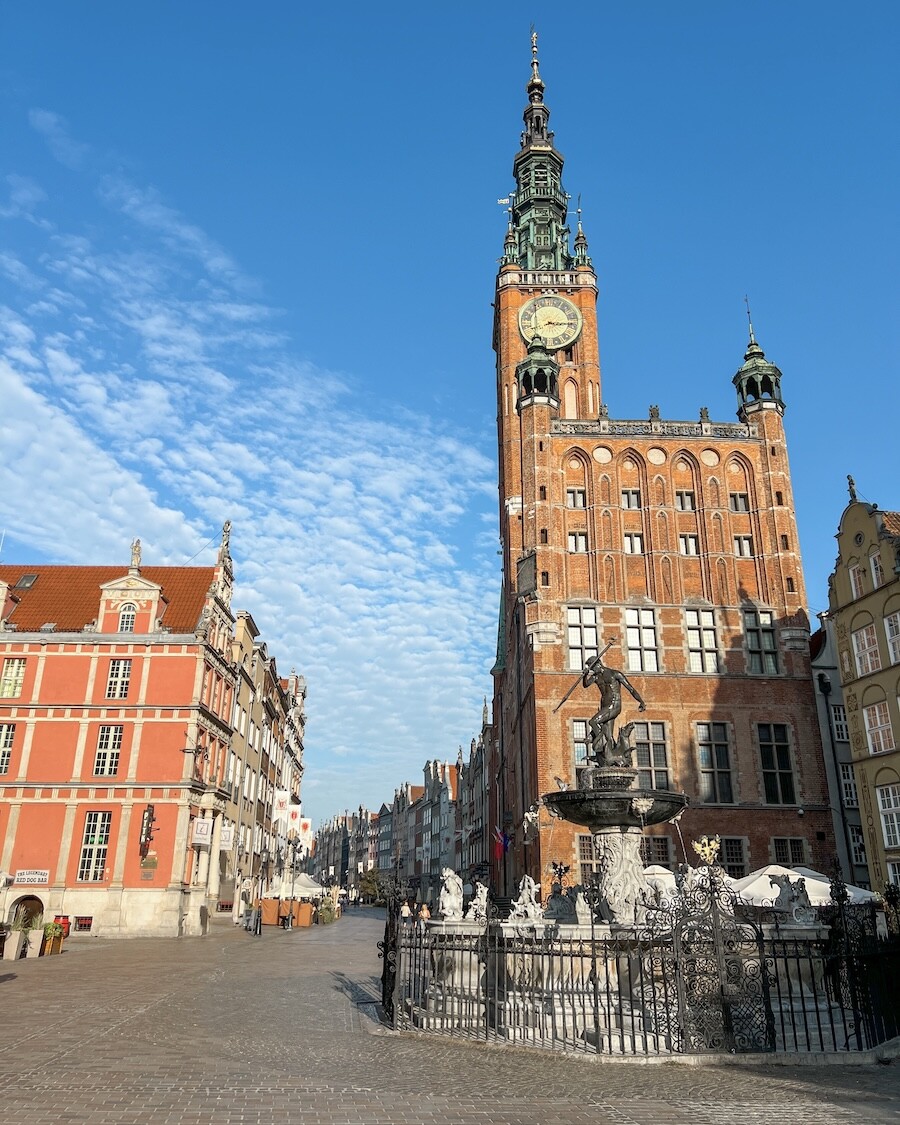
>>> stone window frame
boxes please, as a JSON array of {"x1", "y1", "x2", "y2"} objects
[
  {"x1": 93, "y1": 725, "x2": 124, "y2": 777},
  {"x1": 679, "y1": 533, "x2": 700, "y2": 556},
  {"x1": 571, "y1": 718, "x2": 591, "y2": 786},
  {"x1": 685, "y1": 608, "x2": 719, "y2": 673},
  {"x1": 105, "y1": 658, "x2": 132, "y2": 700},
  {"x1": 884, "y1": 610, "x2": 900, "y2": 666},
  {"x1": 772, "y1": 836, "x2": 806, "y2": 865},
  {"x1": 744, "y1": 608, "x2": 779, "y2": 675},
  {"x1": 118, "y1": 603, "x2": 137, "y2": 633},
  {"x1": 0, "y1": 722, "x2": 14, "y2": 774},
  {"x1": 871, "y1": 551, "x2": 885, "y2": 589},
  {"x1": 566, "y1": 604, "x2": 599, "y2": 671},
  {"x1": 729, "y1": 492, "x2": 750, "y2": 513},
  {"x1": 697, "y1": 721, "x2": 734, "y2": 804},
  {"x1": 77, "y1": 811, "x2": 112, "y2": 882},
  {"x1": 877, "y1": 784, "x2": 900, "y2": 850},
  {"x1": 721, "y1": 836, "x2": 748, "y2": 879},
  {"x1": 639, "y1": 835, "x2": 673, "y2": 868},
  {"x1": 849, "y1": 564, "x2": 865, "y2": 600},
  {"x1": 832, "y1": 704, "x2": 849, "y2": 741},
  {"x1": 840, "y1": 762, "x2": 858, "y2": 807},
  {"x1": 849, "y1": 824, "x2": 867, "y2": 867},
  {"x1": 633, "y1": 721, "x2": 669, "y2": 790},
  {"x1": 757, "y1": 722, "x2": 797, "y2": 805},
  {"x1": 734, "y1": 534, "x2": 754, "y2": 558},
  {"x1": 852, "y1": 623, "x2": 882, "y2": 677},
  {"x1": 675, "y1": 490, "x2": 695, "y2": 511},
  {"x1": 566, "y1": 487, "x2": 586, "y2": 509},
  {"x1": 863, "y1": 698, "x2": 895, "y2": 755},
  {"x1": 621, "y1": 488, "x2": 641, "y2": 510},
  {"x1": 0, "y1": 657, "x2": 26, "y2": 698},
  {"x1": 567, "y1": 531, "x2": 588, "y2": 553},
  {"x1": 624, "y1": 532, "x2": 644, "y2": 555},
  {"x1": 625, "y1": 607, "x2": 659, "y2": 672}
]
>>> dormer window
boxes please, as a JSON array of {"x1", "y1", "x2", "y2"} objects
[{"x1": 118, "y1": 604, "x2": 137, "y2": 633}]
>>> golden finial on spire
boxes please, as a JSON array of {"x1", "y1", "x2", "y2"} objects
[
  {"x1": 530, "y1": 26, "x2": 540, "y2": 80},
  {"x1": 744, "y1": 294, "x2": 756, "y2": 345}
]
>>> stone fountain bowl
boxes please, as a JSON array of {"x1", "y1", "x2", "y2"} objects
[{"x1": 542, "y1": 787, "x2": 688, "y2": 831}]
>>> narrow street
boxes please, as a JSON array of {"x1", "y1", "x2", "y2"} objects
[{"x1": 1, "y1": 910, "x2": 898, "y2": 1124}]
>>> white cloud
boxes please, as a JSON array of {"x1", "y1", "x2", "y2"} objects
[{"x1": 28, "y1": 110, "x2": 89, "y2": 171}]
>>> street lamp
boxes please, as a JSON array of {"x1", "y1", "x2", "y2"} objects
[{"x1": 254, "y1": 848, "x2": 269, "y2": 937}]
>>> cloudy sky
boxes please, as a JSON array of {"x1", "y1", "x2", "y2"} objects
[{"x1": 1, "y1": 4, "x2": 897, "y2": 823}]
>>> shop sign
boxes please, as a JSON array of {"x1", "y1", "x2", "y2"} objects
[{"x1": 14, "y1": 869, "x2": 49, "y2": 885}]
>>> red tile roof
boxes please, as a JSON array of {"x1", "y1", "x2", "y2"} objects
[
  {"x1": 882, "y1": 511, "x2": 900, "y2": 538},
  {"x1": 0, "y1": 565, "x2": 214, "y2": 635}
]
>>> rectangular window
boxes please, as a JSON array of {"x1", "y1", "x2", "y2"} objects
[
  {"x1": 745, "y1": 609, "x2": 778, "y2": 674},
  {"x1": 640, "y1": 835, "x2": 673, "y2": 868},
  {"x1": 871, "y1": 552, "x2": 885, "y2": 589},
  {"x1": 878, "y1": 784, "x2": 900, "y2": 850},
  {"x1": 621, "y1": 489, "x2": 641, "y2": 510},
  {"x1": 885, "y1": 612, "x2": 900, "y2": 666},
  {"x1": 849, "y1": 565, "x2": 864, "y2": 599},
  {"x1": 729, "y1": 492, "x2": 750, "y2": 513},
  {"x1": 780, "y1": 535, "x2": 790, "y2": 550},
  {"x1": 93, "y1": 725, "x2": 123, "y2": 776},
  {"x1": 568, "y1": 531, "x2": 588, "y2": 553},
  {"x1": 633, "y1": 722, "x2": 669, "y2": 790},
  {"x1": 625, "y1": 607, "x2": 658, "y2": 672},
  {"x1": 849, "y1": 824, "x2": 867, "y2": 867},
  {"x1": 734, "y1": 535, "x2": 754, "y2": 557},
  {"x1": 566, "y1": 488, "x2": 586, "y2": 509},
  {"x1": 685, "y1": 609, "x2": 719, "y2": 673},
  {"x1": 888, "y1": 862, "x2": 900, "y2": 888},
  {"x1": 721, "y1": 837, "x2": 748, "y2": 879},
  {"x1": 852, "y1": 624, "x2": 882, "y2": 676},
  {"x1": 105, "y1": 659, "x2": 132, "y2": 699},
  {"x1": 624, "y1": 533, "x2": 644, "y2": 555},
  {"x1": 840, "y1": 762, "x2": 858, "y2": 807},
  {"x1": 773, "y1": 837, "x2": 806, "y2": 865},
  {"x1": 567, "y1": 606, "x2": 598, "y2": 671},
  {"x1": 675, "y1": 490, "x2": 695, "y2": 512},
  {"x1": 578, "y1": 834, "x2": 602, "y2": 883},
  {"x1": 697, "y1": 722, "x2": 733, "y2": 803},
  {"x1": 679, "y1": 534, "x2": 699, "y2": 556},
  {"x1": 572, "y1": 719, "x2": 591, "y2": 786},
  {"x1": 0, "y1": 658, "x2": 26, "y2": 698},
  {"x1": 0, "y1": 722, "x2": 14, "y2": 774},
  {"x1": 77, "y1": 811, "x2": 112, "y2": 882},
  {"x1": 758, "y1": 723, "x2": 796, "y2": 804},
  {"x1": 864, "y1": 700, "x2": 895, "y2": 755}
]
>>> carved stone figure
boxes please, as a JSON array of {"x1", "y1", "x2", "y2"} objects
[
  {"x1": 543, "y1": 881, "x2": 576, "y2": 923},
  {"x1": 770, "y1": 874, "x2": 794, "y2": 913},
  {"x1": 130, "y1": 538, "x2": 142, "y2": 569},
  {"x1": 593, "y1": 831, "x2": 651, "y2": 924},
  {"x1": 523, "y1": 801, "x2": 541, "y2": 844},
  {"x1": 464, "y1": 881, "x2": 489, "y2": 923},
  {"x1": 437, "y1": 868, "x2": 464, "y2": 921},
  {"x1": 509, "y1": 874, "x2": 543, "y2": 921}
]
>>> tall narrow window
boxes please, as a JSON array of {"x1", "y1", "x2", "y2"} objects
[
  {"x1": 840, "y1": 763, "x2": 858, "y2": 807},
  {"x1": 578, "y1": 835, "x2": 602, "y2": 883},
  {"x1": 871, "y1": 552, "x2": 885, "y2": 589},
  {"x1": 77, "y1": 811, "x2": 112, "y2": 882},
  {"x1": 0, "y1": 723, "x2": 14, "y2": 774},
  {"x1": 773, "y1": 837, "x2": 805, "y2": 865},
  {"x1": 852, "y1": 624, "x2": 881, "y2": 676},
  {"x1": 734, "y1": 535, "x2": 754, "y2": 557},
  {"x1": 758, "y1": 723, "x2": 796, "y2": 804},
  {"x1": 0, "y1": 658, "x2": 26, "y2": 698},
  {"x1": 567, "y1": 606, "x2": 598, "y2": 670},
  {"x1": 105, "y1": 659, "x2": 132, "y2": 699},
  {"x1": 849, "y1": 824, "x2": 867, "y2": 867},
  {"x1": 568, "y1": 531, "x2": 588, "y2": 553},
  {"x1": 745, "y1": 609, "x2": 778, "y2": 674},
  {"x1": 633, "y1": 722, "x2": 669, "y2": 789},
  {"x1": 566, "y1": 488, "x2": 586, "y2": 509},
  {"x1": 729, "y1": 492, "x2": 750, "y2": 513},
  {"x1": 877, "y1": 784, "x2": 900, "y2": 849},
  {"x1": 624, "y1": 533, "x2": 644, "y2": 555},
  {"x1": 572, "y1": 719, "x2": 591, "y2": 786},
  {"x1": 849, "y1": 565, "x2": 864, "y2": 599},
  {"x1": 864, "y1": 700, "x2": 895, "y2": 755},
  {"x1": 885, "y1": 611, "x2": 900, "y2": 665},
  {"x1": 621, "y1": 489, "x2": 641, "y2": 509},
  {"x1": 679, "y1": 534, "x2": 699, "y2": 556},
  {"x1": 625, "y1": 607, "x2": 658, "y2": 672},
  {"x1": 697, "y1": 722, "x2": 733, "y2": 803},
  {"x1": 640, "y1": 835, "x2": 673, "y2": 868},
  {"x1": 780, "y1": 535, "x2": 790, "y2": 550},
  {"x1": 93, "y1": 725, "x2": 123, "y2": 776},
  {"x1": 118, "y1": 603, "x2": 137, "y2": 632},
  {"x1": 685, "y1": 609, "x2": 719, "y2": 672},
  {"x1": 721, "y1": 837, "x2": 748, "y2": 879},
  {"x1": 832, "y1": 704, "x2": 849, "y2": 741},
  {"x1": 675, "y1": 490, "x2": 695, "y2": 511}
]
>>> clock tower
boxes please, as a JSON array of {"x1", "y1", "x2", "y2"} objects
[{"x1": 490, "y1": 38, "x2": 832, "y2": 898}]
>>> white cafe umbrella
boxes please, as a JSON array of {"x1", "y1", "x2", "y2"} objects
[
  {"x1": 789, "y1": 866, "x2": 878, "y2": 905},
  {"x1": 731, "y1": 864, "x2": 877, "y2": 907}
]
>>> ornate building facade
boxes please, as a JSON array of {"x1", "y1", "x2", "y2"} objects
[{"x1": 490, "y1": 41, "x2": 831, "y2": 896}]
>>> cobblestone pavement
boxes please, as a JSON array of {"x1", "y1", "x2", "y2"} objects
[{"x1": 1, "y1": 910, "x2": 899, "y2": 1124}]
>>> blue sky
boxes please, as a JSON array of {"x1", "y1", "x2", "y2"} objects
[{"x1": 1, "y1": 4, "x2": 897, "y2": 824}]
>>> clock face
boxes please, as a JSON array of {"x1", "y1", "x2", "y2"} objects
[{"x1": 518, "y1": 295, "x2": 583, "y2": 350}]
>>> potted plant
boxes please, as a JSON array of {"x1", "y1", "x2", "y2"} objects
[
  {"x1": 24, "y1": 913, "x2": 44, "y2": 957},
  {"x1": 42, "y1": 921, "x2": 64, "y2": 955},
  {"x1": 0, "y1": 920, "x2": 25, "y2": 962}
]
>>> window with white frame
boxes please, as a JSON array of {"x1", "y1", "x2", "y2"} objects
[
  {"x1": 849, "y1": 824, "x2": 867, "y2": 867},
  {"x1": 621, "y1": 489, "x2": 641, "y2": 510},
  {"x1": 849, "y1": 565, "x2": 865, "y2": 599},
  {"x1": 832, "y1": 704, "x2": 849, "y2": 741},
  {"x1": 852, "y1": 624, "x2": 881, "y2": 676},
  {"x1": 877, "y1": 784, "x2": 900, "y2": 849},
  {"x1": 721, "y1": 837, "x2": 748, "y2": 878},
  {"x1": 77, "y1": 811, "x2": 112, "y2": 882},
  {"x1": 0, "y1": 658, "x2": 26, "y2": 698},
  {"x1": 679, "y1": 534, "x2": 699, "y2": 556},
  {"x1": 697, "y1": 722, "x2": 734, "y2": 803},
  {"x1": 568, "y1": 531, "x2": 588, "y2": 553},
  {"x1": 566, "y1": 488, "x2": 586, "y2": 509},
  {"x1": 734, "y1": 535, "x2": 754, "y2": 558},
  {"x1": 624, "y1": 533, "x2": 644, "y2": 554},
  {"x1": 640, "y1": 835, "x2": 673, "y2": 868},
  {"x1": 0, "y1": 723, "x2": 14, "y2": 773},
  {"x1": 566, "y1": 606, "x2": 599, "y2": 670},
  {"x1": 93, "y1": 725, "x2": 123, "y2": 776},
  {"x1": 758, "y1": 723, "x2": 796, "y2": 804},
  {"x1": 105, "y1": 659, "x2": 132, "y2": 699},
  {"x1": 729, "y1": 492, "x2": 750, "y2": 513},
  {"x1": 118, "y1": 603, "x2": 137, "y2": 632},
  {"x1": 840, "y1": 762, "x2": 858, "y2": 807},
  {"x1": 625, "y1": 607, "x2": 658, "y2": 672},
  {"x1": 675, "y1": 490, "x2": 695, "y2": 511},
  {"x1": 633, "y1": 722, "x2": 669, "y2": 789},
  {"x1": 773, "y1": 837, "x2": 805, "y2": 866},
  {"x1": 745, "y1": 609, "x2": 778, "y2": 674},
  {"x1": 888, "y1": 862, "x2": 900, "y2": 888},
  {"x1": 871, "y1": 552, "x2": 885, "y2": 589},
  {"x1": 864, "y1": 700, "x2": 895, "y2": 755},
  {"x1": 572, "y1": 719, "x2": 591, "y2": 786},
  {"x1": 885, "y1": 611, "x2": 900, "y2": 665},
  {"x1": 685, "y1": 609, "x2": 719, "y2": 672}
]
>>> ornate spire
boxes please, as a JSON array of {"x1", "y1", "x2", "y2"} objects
[
  {"x1": 573, "y1": 199, "x2": 592, "y2": 268},
  {"x1": 732, "y1": 312, "x2": 785, "y2": 419}
]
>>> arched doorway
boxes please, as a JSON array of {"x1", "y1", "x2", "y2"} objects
[{"x1": 7, "y1": 894, "x2": 44, "y2": 926}]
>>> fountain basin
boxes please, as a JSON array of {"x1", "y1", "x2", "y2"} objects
[{"x1": 542, "y1": 787, "x2": 688, "y2": 831}]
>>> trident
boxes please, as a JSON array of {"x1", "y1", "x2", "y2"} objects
[{"x1": 552, "y1": 637, "x2": 618, "y2": 713}]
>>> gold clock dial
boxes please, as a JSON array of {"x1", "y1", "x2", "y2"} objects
[{"x1": 518, "y1": 295, "x2": 583, "y2": 350}]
